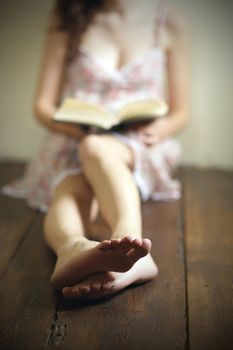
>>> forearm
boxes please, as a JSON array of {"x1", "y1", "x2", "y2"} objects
[
  {"x1": 166, "y1": 111, "x2": 190, "y2": 138},
  {"x1": 34, "y1": 103, "x2": 86, "y2": 140}
]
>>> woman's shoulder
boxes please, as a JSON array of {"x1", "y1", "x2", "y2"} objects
[
  {"x1": 160, "y1": 5, "x2": 189, "y2": 51},
  {"x1": 167, "y1": 6, "x2": 188, "y2": 35}
]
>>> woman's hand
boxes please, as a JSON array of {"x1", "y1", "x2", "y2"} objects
[
  {"x1": 34, "y1": 102, "x2": 88, "y2": 141},
  {"x1": 53, "y1": 121, "x2": 88, "y2": 140},
  {"x1": 129, "y1": 118, "x2": 172, "y2": 147},
  {"x1": 128, "y1": 112, "x2": 189, "y2": 147}
]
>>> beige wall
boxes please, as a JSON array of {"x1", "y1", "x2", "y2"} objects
[
  {"x1": 0, "y1": 0, "x2": 233, "y2": 169},
  {"x1": 177, "y1": 0, "x2": 233, "y2": 168}
]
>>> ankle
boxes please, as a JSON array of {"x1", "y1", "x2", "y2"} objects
[{"x1": 56, "y1": 237, "x2": 89, "y2": 257}]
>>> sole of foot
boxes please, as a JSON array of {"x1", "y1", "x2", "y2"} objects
[
  {"x1": 51, "y1": 236, "x2": 151, "y2": 290},
  {"x1": 62, "y1": 254, "x2": 158, "y2": 300}
]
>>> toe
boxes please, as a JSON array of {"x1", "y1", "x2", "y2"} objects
[
  {"x1": 99, "y1": 240, "x2": 112, "y2": 250},
  {"x1": 119, "y1": 236, "x2": 134, "y2": 249},
  {"x1": 121, "y1": 236, "x2": 133, "y2": 242},
  {"x1": 62, "y1": 286, "x2": 81, "y2": 298},
  {"x1": 127, "y1": 239, "x2": 151, "y2": 260},
  {"x1": 101, "y1": 281, "x2": 114, "y2": 291},
  {"x1": 79, "y1": 285, "x2": 91, "y2": 294},
  {"x1": 141, "y1": 238, "x2": 152, "y2": 253},
  {"x1": 131, "y1": 238, "x2": 143, "y2": 249},
  {"x1": 71, "y1": 287, "x2": 81, "y2": 297},
  {"x1": 62, "y1": 286, "x2": 73, "y2": 298},
  {"x1": 110, "y1": 239, "x2": 121, "y2": 248},
  {"x1": 90, "y1": 281, "x2": 102, "y2": 292}
]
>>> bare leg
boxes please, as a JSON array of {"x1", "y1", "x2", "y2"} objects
[
  {"x1": 62, "y1": 135, "x2": 158, "y2": 298},
  {"x1": 79, "y1": 134, "x2": 142, "y2": 239},
  {"x1": 44, "y1": 173, "x2": 98, "y2": 280},
  {"x1": 46, "y1": 172, "x2": 152, "y2": 290},
  {"x1": 44, "y1": 173, "x2": 94, "y2": 254}
]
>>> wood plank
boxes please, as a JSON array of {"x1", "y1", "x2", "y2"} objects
[
  {"x1": 0, "y1": 213, "x2": 58, "y2": 350},
  {"x1": 183, "y1": 167, "x2": 233, "y2": 350},
  {"x1": 46, "y1": 200, "x2": 187, "y2": 350},
  {"x1": 0, "y1": 161, "x2": 37, "y2": 278}
]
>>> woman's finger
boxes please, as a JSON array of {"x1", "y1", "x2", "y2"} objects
[{"x1": 139, "y1": 133, "x2": 160, "y2": 147}]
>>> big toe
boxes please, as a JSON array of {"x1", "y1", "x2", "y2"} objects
[
  {"x1": 127, "y1": 238, "x2": 151, "y2": 260},
  {"x1": 141, "y1": 238, "x2": 152, "y2": 254}
]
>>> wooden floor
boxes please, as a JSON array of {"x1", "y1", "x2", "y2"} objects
[{"x1": 0, "y1": 162, "x2": 232, "y2": 350}]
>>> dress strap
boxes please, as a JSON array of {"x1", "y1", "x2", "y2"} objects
[{"x1": 153, "y1": 3, "x2": 168, "y2": 47}]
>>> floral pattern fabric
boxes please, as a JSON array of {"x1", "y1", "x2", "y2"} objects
[{"x1": 2, "y1": 9, "x2": 181, "y2": 212}]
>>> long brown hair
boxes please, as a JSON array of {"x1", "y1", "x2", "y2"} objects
[{"x1": 53, "y1": 0, "x2": 117, "y2": 60}]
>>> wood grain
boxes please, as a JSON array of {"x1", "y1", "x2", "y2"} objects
[
  {"x1": 47, "y1": 200, "x2": 186, "y2": 350},
  {"x1": 0, "y1": 214, "x2": 58, "y2": 350},
  {"x1": 183, "y1": 167, "x2": 233, "y2": 350},
  {"x1": 0, "y1": 162, "x2": 37, "y2": 278},
  {"x1": 1, "y1": 162, "x2": 232, "y2": 350}
]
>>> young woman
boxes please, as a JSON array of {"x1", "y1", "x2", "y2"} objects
[{"x1": 3, "y1": 0, "x2": 190, "y2": 299}]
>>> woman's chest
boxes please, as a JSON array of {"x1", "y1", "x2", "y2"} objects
[{"x1": 79, "y1": 11, "x2": 158, "y2": 72}]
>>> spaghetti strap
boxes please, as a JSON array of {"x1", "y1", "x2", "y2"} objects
[{"x1": 153, "y1": 3, "x2": 168, "y2": 47}]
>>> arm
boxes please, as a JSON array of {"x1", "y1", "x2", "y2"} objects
[
  {"x1": 136, "y1": 9, "x2": 191, "y2": 146},
  {"x1": 33, "y1": 10, "x2": 86, "y2": 140}
]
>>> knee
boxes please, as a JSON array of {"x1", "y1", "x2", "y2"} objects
[{"x1": 79, "y1": 134, "x2": 105, "y2": 163}]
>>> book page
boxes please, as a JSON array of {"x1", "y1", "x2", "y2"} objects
[
  {"x1": 117, "y1": 99, "x2": 169, "y2": 123},
  {"x1": 53, "y1": 98, "x2": 116, "y2": 129}
]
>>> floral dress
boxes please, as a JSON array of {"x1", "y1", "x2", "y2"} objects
[{"x1": 2, "y1": 4, "x2": 181, "y2": 212}]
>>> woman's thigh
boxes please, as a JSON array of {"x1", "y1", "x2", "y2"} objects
[{"x1": 80, "y1": 133, "x2": 135, "y2": 170}]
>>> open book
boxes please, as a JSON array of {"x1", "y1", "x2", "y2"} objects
[{"x1": 53, "y1": 98, "x2": 169, "y2": 130}]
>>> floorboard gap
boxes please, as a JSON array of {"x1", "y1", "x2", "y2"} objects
[{"x1": 46, "y1": 295, "x2": 68, "y2": 347}]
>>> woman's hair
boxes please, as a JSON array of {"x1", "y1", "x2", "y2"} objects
[{"x1": 53, "y1": 0, "x2": 117, "y2": 60}]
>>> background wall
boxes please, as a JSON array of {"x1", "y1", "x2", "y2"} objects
[{"x1": 0, "y1": 0, "x2": 233, "y2": 169}]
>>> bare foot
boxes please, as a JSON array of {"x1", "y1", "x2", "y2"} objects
[
  {"x1": 62, "y1": 254, "x2": 158, "y2": 300},
  {"x1": 51, "y1": 236, "x2": 151, "y2": 290}
]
